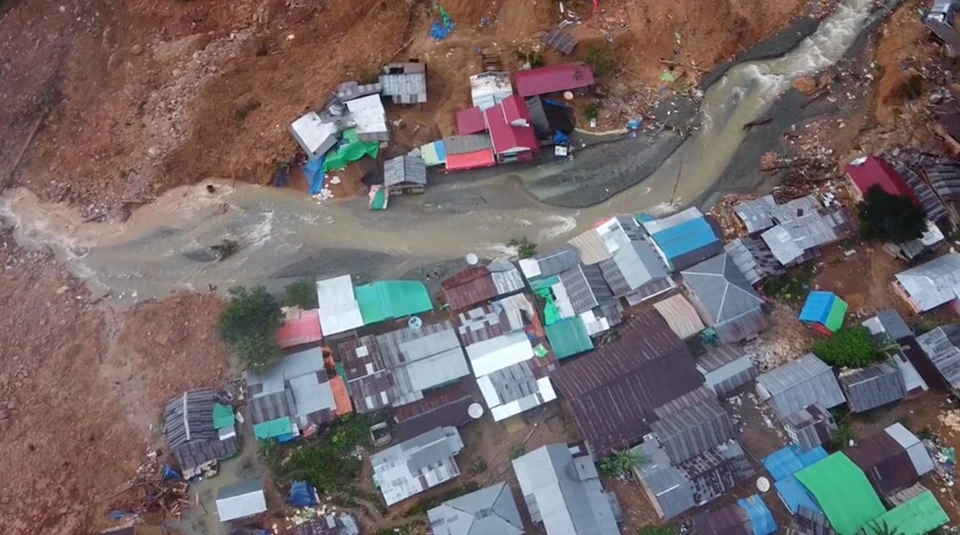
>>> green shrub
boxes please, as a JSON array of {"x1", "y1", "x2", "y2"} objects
[
  {"x1": 219, "y1": 285, "x2": 283, "y2": 371},
  {"x1": 508, "y1": 237, "x2": 537, "y2": 259},
  {"x1": 583, "y1": 45, "x2": 615, "y2": 77},
  {"x1": 812, "y1": 326, "x2": 882, "y2": 368},
  {"x1": 600, "y1": 448, "x2": 644, "y2": 478},
  {"x1": 284, "y1": 279, "x2": 318, "y2": 309}
]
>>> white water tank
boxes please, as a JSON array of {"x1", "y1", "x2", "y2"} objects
[
  {"x1": 408, "y1": 316, "x2": 423, "y2": 330},
  {"x1": 465, "y1": 253, "x2": 479, "y2": 265},
  {"x1": 468, "y1": 403, "x2": 484, "y2": 419}
]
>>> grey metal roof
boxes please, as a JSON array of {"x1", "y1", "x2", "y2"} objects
[
  {"x1": 651, "y1": 397, "x2": 736, "y2": 464},
  {"x1": 884, "y1": 423, "x2": 935, "y2": 477},
  {"x1": 559, "y1": 264, "x2": 602, "y2": 314},
  {"x1": 925, "y1": 159, "x2": 960, "y2": 201},
  {"x1": 290, "y1": 112, "x2": 341, "y2": 159},
  {"x1": 756, "y1": 354, "x2": 845, "y2": 419},
  {"x1": 337, "y1": 81, "x2": 381, "y2": 101},
  {"x1": 724, "y1": 237, "x2": 784, "y2": 285},
  {"x1": 379, "y1": 62, "x2": 427, "y2": 104},
  {"x1": 634, "y1": 436, "x2": 695, "y2": 519},
  {"x1": 245, "y1": 346, "x2": 336, "y2": 426},
  {"x1": 216, "y1": 478, "x2": 266, "y2": 522},
  {"x1": 521, "y1": 244, "x2": 582, "y2": 279},
  {"x1": 383, "y1": 154, "x2": 427, "y2": 187},
  {"x1": 917, "y1": 325, "x2": 960, "y2": 391},
  {"x1": 427, "y1": 482, "x2": 524, "y2": 535},
  {"x1": 162, "y1": 389, "x2": 239, "y2": 472},
  {"x1": 697, "y1": 345, "x2": 749, "y2": 373},
  {"x1": 761, "y1": 207, "x2": 855, "y2": 265},
  {"x1": 733, "y1": 194, "x2": 822, "y2": 234},
  {"x1": 598, "y1": 239, "x2": 672, "y2": 299},
  {"x1": 512, "y1": 444, "x2": 620, "y2": 535},
  {"x1": 875, "y1": 309, "x2": 915, "y2": 341},
  {"x1": 443, "y1": 134, "x2": 493, "y2": 155},
  {"x1": 371, "y1": 426, "x2": 465, "y2": 506},
  {"x1": 894, "y1": 253, "x2": 960, "y2": 312},
  {"x1": 542, "y1": 29, "x2": 578, "y2": 55},
  {"x1": 696, "y1": 347, "x2": 757, "y2": 399},
  {"x1": 880, "y1": 149, "x2": 950, "y2": 222},
  {"x1": 838, "y1": 362, "x2": 905, "y2": 413},
  {"x1": 681, "y1": 252, "x2": 771, "y2": 344},
  {"x1": 783, "y1": 403, "x2": 836, "y2": 450}
]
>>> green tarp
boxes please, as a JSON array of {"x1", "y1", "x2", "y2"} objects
[
  {"x1": 546, "y1": 317, "x2": 594, "y2": 359},
  {"x1": 825, "y1": 296, "x2": 848, "y2": 333},
  {"x1": 534, "y1": 286, "x2": 562, "y2": 326},
  {"x1": 254, "y1": 417, "x2": 292, "y2": 440},
  {"x1": 528, "y1": 275, "x2": 560, "y2": 292},
  {"x1": 369, "y1": 186, "x2": 388, "y2": 210},
  {"x1": 324, "y1": 128, "x2": 379, "y2": 171},
  {"x1": 212, "y1": 403, "x2": 235, "y2": 430},
  {"x1": 355, "y1": 280, "x2": 433, "y2": 325},
  {"x1": 865, "y1": 491, "x2": 948, "y2": 535},
  {"x1": 795, "y1": 453, "x2": 886, "y2": 535}
]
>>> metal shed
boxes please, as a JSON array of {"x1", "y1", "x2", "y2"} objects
[
  {"x1": 696, "y1": 345, "x2": 757, "y2": 399},
  {"x1": 838, "y1": 362, "x2": 905, "y2": 413},
  {"x1": 383, "y1": 153, "x2": 427, "y2": 195},
  {"x1": 651, "y1": 396, "x2": 736, "y2": 464},
  {"x1": 756, "y1": 354, "x2": 845, "y2": 420},
  {"x1": 845, "y1": 430, "x2": 919, "y2": 497},
  {"x1": 884, "y1": 423, "x2": 934, "y2": 478}
]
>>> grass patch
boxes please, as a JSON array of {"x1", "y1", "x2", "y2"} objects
[{"x1": 760, "y1": 264, "x2": 816, "y2": 304}]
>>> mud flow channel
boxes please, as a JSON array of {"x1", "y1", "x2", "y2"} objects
[{"x1": 0, "y1": 0, "x2": 877, "y2": 303}]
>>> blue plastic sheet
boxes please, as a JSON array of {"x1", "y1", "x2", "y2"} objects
[
  {"x1": 738, "y1": 495, "x2": 777, "y2": 535},
  {"x1": 303, "y1": 157, "x2": 327, "y2": 195},
  {"x1": 552, "y1": 131, "x2": 570, "y2": 146},
  {"x1": 162, "y1": 464, "x2": 181, "y2": 480},
  {"x1": 430, "y1": 21, "x2": 454, "y2": 40},
  {"x1": 543, "y1": 99, "x2": 567, "y2": 108},
  {"x1": 626, "y1": 116, "x2": 643, "y2": 130},
  {"x1": 288, "y1": 481, "x2": 319, "y2": 507}
]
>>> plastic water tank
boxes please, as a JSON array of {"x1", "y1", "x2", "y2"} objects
[
  {"x1": 408, "y1": 316, "x2": 423, "y2": 330},
  {"x1": 465, "y1": 253, "x2": 479, "y2": 265},
  {"x1": 468, "y1": 403, "x2": 484, "y2": 419}
]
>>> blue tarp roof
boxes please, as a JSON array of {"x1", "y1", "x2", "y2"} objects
[
  {"x1": 288, "y1": 481, "x2": 318, "y2": 507},
  {"x1": 799, "y1": 291, "x2": 837, "y2": 325},
  {"x1": 763, "y1": 445, "x2": 829, "y2": 481},
  {"x1": 739, "y1": 495, "x2": 777, "y2": 535},
  {"x1": 776, "y1": 475, "x2": 823, "y2": 514},
  {"x1": 651, "y1": 217, "x2": 719, "y2": 260},
  {"x1": 797, "y1": 446, "x2": 829, "y2": 467}
]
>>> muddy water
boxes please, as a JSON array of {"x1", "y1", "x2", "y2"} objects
[{"x1": 0, "y1": 0, "x2": 877, "y2": 303}]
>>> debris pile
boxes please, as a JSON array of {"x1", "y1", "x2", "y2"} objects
[{"x1": 107, "y1": 457, "x2": 192, "y2": 522}]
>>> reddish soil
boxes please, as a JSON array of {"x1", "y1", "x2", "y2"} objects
[
  {"x1": 0, "y1": 0, "x2": 813, "y2": 213},
  {"x1": 0, "y1": 228, "x2": 232, "y2": 535}
]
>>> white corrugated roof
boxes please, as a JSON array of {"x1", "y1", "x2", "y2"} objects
[
  {"x1": 316, "y1": 275, "x2": 364, "y2": 336},
  {"x1": 290, "y1": 112, "x2": 339, "y2": 157},
  {"x1": 895, "y1": 253, "x2": 960, "y2": 311},
  {"x1": 466, "y1": 331, "x2": 534, "y2": 376},
  {"x1": 346, "y1": 94, "x2": 388, "y2": 137}
]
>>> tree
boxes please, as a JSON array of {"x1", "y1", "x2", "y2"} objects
[
  {"x1": 284, "y1": 280, "x2": 318, "y2": 309},
  {"x1": 508, "y1": 236, "x2": 538, "y2": 259},
  {"x1": 600, "y1": 448, "x2": 645, "y2": 478},
  {"x1": 812, "y1": 326, "x2": 882, "y2": 368},
  {"x1": 829, "y1": 422, "x2": 856, "y2": 450},
  {"x1": 583, "y1": 45, "x2": 615, "y2": 77},
  {"x1": 857, "y1": 185, "x2": 927, "y2": 243},
  {"x1": 219, "y1": 285, "x2": 283, "y2": 370}
]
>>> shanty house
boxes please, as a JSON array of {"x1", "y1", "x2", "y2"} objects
[
  {"x1": 352, "y1": 279, "x2": 433, "y2": 325},
  {"x1": 640, "y1": 208, "x2": 723, "y2": 271},
  {"x1": 470, "y1": 71, "x2": 513, "y2": 110},
  {"x1": 443, "y1": 134, "x2": 496, "y2": 172},
  {"x1": 916, "y1": 325, "x2": 960, "y2": 395},
  {"x1": 525, "y1": 95, "x2": 574, "y2": 140},
  {"x1": 782, "y1": 403, "x2": 837, "y2": 451},
  {"x1": 441, "y1": 264, "x2": 525, "y2": 311},
  {"x1": 292, "y1": 513, "x2": 361, "y2": 535},
  {"x1": 163, "y1": 389, "x2": 239, "y2": 478},
  {"x1": 650, "y1": 387, "x2": 737, "y2": 464},
  {"x1": 456, "y1": 96, "x2": 539, "y2": 163},
  {"x1": 216, "y1": 478, "x2": 267, "y2": 523},
  {"x1": 760, "y1": 206, "x2": 856, "y2": 266},
  {"x1": 290, "y1": 112, "x2": 341, "y2": 160},
  {"x1": 315, "y1": 275, "x2": 364, "y2": 338},
  {"x1": 518, "y1": 244, "x2": 581, "y2": 281},
  {"x1": 692, "y1": 503, "x2": 754, "y2": 535},
  {"x1": 652, "y1": 294, "x2": 706, "y2": 340},
  {"x1": 550, "y1": 263, "x2": 624, "y2": 335},
  {"x1": 845, "y1": 155, "x2": 918, "y2": 203},
  {"x1": 799, "y1": 291, "x2": 848, "y2": 336},
  {"x1": 512, "y1": 443, "x2": 621, "y2": 535},
  {"x1": 869, "y1": 490, "x2": 949, "y2": 535},
  {"x1": 635, "y1": 436, "x2": 753, "y2": 519},
  {"x1": 838, "y1": 362, "x2": 905, "y2": 413},
  {"x1": 542, "y1": 29, "x2": 578, "y2": 55},
  {"x1": 762, "y1": 445, "x2": 829, "y2": 514},
  {"x1": 862, "y1": 309, "x2": 930, "y2": 397},
  {"x1": 880, "y1": 148, "x2": 953, "y2": 224},
  {"x1": 277, "y1": 308, "x2": 323, "y2": 350},
  {"x1": 246, "y1": 346, "x2": 349, "y2": 439},
  {"x1": 345, "y1": 94, "x2": 389, "y2": 142},
  {"x1": 379, "y1": 62, "x2": 427, "y2": 105},
  {"x1": 681, "y1": 252, "x2": 772, "y2": 344},
  {"x1": 513, "y1": 63, "x2": 595, "y2": 97},
  {"x1": 568, "y1": 216, "x2": 675, "y2": 305},
  {"x1": 427, "y1": 482, "x2": 524, "y2": 535},
  {"x1": 550, "y1": 310, "x2": 704, "y2": 454},
  {"x1": 793, "y1": 453, "x2": 886, "y2": 535},
  {"x1": 383, "y1": 153, "x2": 427, "y2": 195},
  {"x1": 884, "y1": 423, "x2": 934, "y2": 480},
  {"x1": 735, "y1": 194, "x2": 823, "y2": 234},
  {"x1": 371, "y1": 426, "x2": 464, "y2": 505},
  {"x1": 337, "y1": 320, "x2": 471, "y2": 412},
  {"x1": 695, "y1": 345, "x2": 757, "y2": 399},
  {"x1": 724, "y1": 237, "x2": 784, "y2": 285},
  {"x1": 755, "y1": 353, "x2": 845, "y2": 420},
  {"x1": 892, "y1": 252, "x2": 960, "y2": 313},
  {"x1": 845, "y1": 427, "x2": 925, "y2": 498}
]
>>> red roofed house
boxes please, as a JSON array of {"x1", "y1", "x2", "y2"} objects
[
  {"x1": 454, "y1": 95, "x2": 539, "y2": 165},
  {"x1": 513, "y1": 63, "x2": 595, "y2": 98},
  {"x1": 456, "y1": 107, "x2": 486, "y2": 135},
  {"x1": 443, "y1": 134, "x2": 496, "y2": 172},
  {"x1": 277, "y1": 308, "x2": 323, "y2": 350},
  {"x1": 845, "y1": 155, "x2": 919, "y2": 204},
  {"x1": 441, "y1": 266, "x2": 498, "y2": 311}
]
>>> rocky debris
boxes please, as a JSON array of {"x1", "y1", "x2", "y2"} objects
[{"x1": 793, "y1": 76, "x2": 817, "y2": 94}]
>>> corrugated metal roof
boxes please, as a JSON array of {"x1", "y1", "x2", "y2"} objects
[
  {"x1": 734, "y1": 194, "x2": 823, "y2": 234},
  {"x1": 442, "y1": 267, "x2": 499, "y2": 311},
  {"x1": 653, "y1": 294, "x2": 706, "y2": 339},
  {"x1": 838, "y1": 363, "x2": 905, "y2": 413},
  {"x1": 888, "y1": 482, "x2": 930, "y2": 506},
  {"x1": 846, "y1": 430, "x2": 918, "y2": 496},
  {"x1": 793, "y1": 506, "x2": 837, "y2": 535},
  {"x1": 756, "y1": 354, "x2": 845, "y2": 419},
  {"x1": 345, "y1": 94, "x2": 389, "y2": 141},
  {"x1": 551, "y1": 311, "x2": 703, "y2": 453},
  {"x1": 443, "y1": 134, "x2": 493, "y2": 155},
  {"x1": 651, "y1": 396, "x2": 736, "y2": 464},
  {"x1": 697, "y1": 346, "x2": 755, "y2": 399},
  {"x1": 777, "y1": 475, "x2": 823, "y2": 515},
  {"x1": 681, "y1": 252, "x2": 771, "y2": 344},
  {"x1": 568, "y1": 227, "x2": 612, "y2": 265},
  {"x1": 894, "y1": 253, "x2": 960, "y2": 312},
  {"x1": 512, "y1": 444, "x2": 620, "y2": 534},
  {"x1": 916, "y1": 325, "x2": 960, "y2": 391},
  {"x1": 693, "y1": 502, "x2": 752, "y2": 535},
  {"x1": 354, "y1": 280, "x2": 434, "y2": 325},
  {"x1": 542, "y1": 29, "x2": 578, "y2": 55},
  {"x1": 427, "y1": 482, "x2": 524, "y2": 535},
  {"x1": 379, "y1": 63, "x2": 427, "y2": 104},
  {"x1": 680, "y1": 439, "x2": 754, "y2": 508},
  {"x1": 761, "y1": 207, "x2": 855, "y2": 265},
  {"x1": 470, "y1": 72, "x2": 513, "y2": 110},
  {"x1": 783, "y1": 403, "x2": 836, "y2": 451},
  {"x1": 371, "y1": 426, "x2": 464, "y2": 506},
  {"x1": 884, "y1": 423, "x2": 935, "y2": 477},
  {"x1": 874, "y1": 309, "x2": 914, "y2": 341},
  {"x1": 724, "y1": 237, "x2": 784, "y2": 285},
  {"x1": 316, "y1": 275, "x2": 364, "y2": 336},
  {"x1": 698, "y1": 345, "x2": 749, "y2": 372},
  {"x1": 513, "y1": 63, "x2": 595, "y2": 97},
  {"x1": 879, "y1": 149, "x2": 950, "y2": 223},
  {"x1": 216, "y1": 478, "x2": 267, "y2": 522},
  {"x1": 794, "y1": 453, "x2": 886, "y2": 535},
  {"x1": 925, "y1": 157, "x2": 960, "y2": 201},
  {"x1": 277, "y1": 308, "x2": 323, "y2": 349},
  {"x1": 383, "y1": 154, "x2": 427, "y2": 187},
  {"x1": 466, "y1": 330, "x2": 534, "y2": 376},
  {"x1": 845, "y1": 155, "x2": 918, "y2": 200},
  {"x1": 545, "y1": 316, "x2": 594, "y2": 359},
  {"x1": 868, "y1": 491, "x2": 949, "y2": 535},
  {"x1": 650, "y1": 217, "x2": 722, "y2": 267},
  {"x1": 519, "y1": 245, "x2": 580, "y2": 279},
  {"x1": 634, "y1": 436, "x2": 696, "y2": 519},
  {"x1": 163, "y1": 389, "x2": 240, "y2": 472}
]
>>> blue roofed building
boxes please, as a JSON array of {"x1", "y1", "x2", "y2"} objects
[
  {"x1": 762, "y1": 444, "x2": 829, "y2": 514},
  {"x1": 739, "y1": 495, "x2": 777, "y2": 535},
  {"x1": 641, "y1": 208, "x2": 724, "y2": 272}
]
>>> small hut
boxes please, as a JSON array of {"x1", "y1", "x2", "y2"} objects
[{"x1": 799, "y1": 291, "x2": 848, "y2": 336}]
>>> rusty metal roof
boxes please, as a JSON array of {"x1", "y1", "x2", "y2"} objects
[
  {"x1": 845, "y1": 430, "x2": 918, "y2": 496},
  {"x1": 442, "y1": 267, "x2": 499, "y2": 311},
  {"x1": 551, "y1": 310, "x2": 704, "y2": 453}
]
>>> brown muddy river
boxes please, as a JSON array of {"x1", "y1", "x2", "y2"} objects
[{"x1": 0, "y1": 0, "x2": 877, "y2": 305}]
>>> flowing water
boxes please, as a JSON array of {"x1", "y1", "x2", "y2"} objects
[{"x1": 0, "y1": 0, "x2": 879, "y2": 303}]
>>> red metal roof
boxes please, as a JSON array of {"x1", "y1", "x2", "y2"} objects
[
  {"x1": 445, "y1": 149, "x2": 496, "y2": 171},
  {"x1": 550, "y1": 310, "x2": 704, "y2": 454},
  {"x1": 456, "y1": 106, "x2": 486, "y2": 135},
  {"x1": 441, "y1": 266, "x2": 498, "y2": 310},
  {"x1": 484, "y1": 105, "x2": 537, "y2": 156},
  {"x1": 846, "y1": 430, "x2": 919, "y2": 495},
  {"x1": 514, "y1": 63, "x2": 595, "y2": 97},
  {"x1": 501, "y1": 94, "x2": 531, "y2": 125},
  {"x1": 277, "y1": 309, "x2": 323, "y2": 349},
  {"x1": 845, "y1": 156, "x2": 918, "y2": 202}
]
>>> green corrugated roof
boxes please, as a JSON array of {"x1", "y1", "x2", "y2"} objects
[
  {"x1": 545, "y1": 317, "x2": 594, "y2": 359},
  {"x1": 254, "y1": 417, "x2": 292, "y2": 439},
  {"x1": 529, "y1": 275, "x2": 560, "y2": 291},
  {"x1": 865, "y1": 491, "x2": 948, "y2": 535},
  {"x1": 212, "y1": 403, "x2": 235, "y2": 430},
  {"x1": 795, "y1": 453, "x2": 886, "y2": 535},
  {"x1": 825, "y1": 296, "x2": 848, "y2": 332},
  {"x1": 354, "y1": 280, "x2": 433, "y2": 325}
]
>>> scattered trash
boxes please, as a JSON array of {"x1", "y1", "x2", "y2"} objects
[
  {"x1": 368, "y1": 185, "x2": 388, "y2": 210},
  {"x1": 330, "y1": 176, "x2": 342, "y2": 185},
  {"x1": 430, "y1": 5, "x2": 455, "y2": 41}
]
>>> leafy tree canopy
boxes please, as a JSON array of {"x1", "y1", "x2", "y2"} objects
[
  {"x1": 857, "y1": 185, "x2": 927, "y2": 243},
  {"x1": 284, "y1": 280, "x2": 318, "y2": 310},
  {"x1": 812, "y1": 326, "x2": 882, "y2": 368},
  {"x1": 219, "y1": 285, "x2": 283, "y2": 370}
]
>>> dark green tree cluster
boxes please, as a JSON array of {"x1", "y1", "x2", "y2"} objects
[{"x1": 219, "y1": 285, "x2": 283, "y2": 371}]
